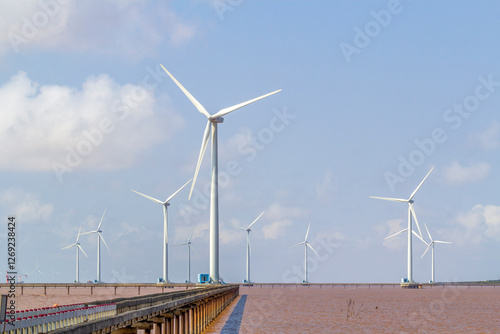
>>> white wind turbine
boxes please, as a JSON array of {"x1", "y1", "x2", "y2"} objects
[
  {"x1": 232, "y1": 211, "x2": 265, "y2": 283},
  {"x1": 175, "y1": 227, "x2": 196, "y2": 283},
  {"x1": 371, "y1": 167, "x2": 434, "y2": 283},
  {"x1": 291, "y1": 223, "x2": 319, "y2": 283},
  {"x1": 28, "y1": 261, "x2": 45, "y2": 283},
  {"x1": 421, "y1": 223, "x2": 452, "y2": 283},
  {"x1": 61, "y1": 226, "x2": 88, "y2": 283},
  {"x1": 132, "y1": 179, "x2": 192, "y2": 283},
  {"x1": 81, "y1": 208, "x2": 110, "y2": 283},
  {"x1": 160, "y1": 64, "x2": 281, "y2": 283}
]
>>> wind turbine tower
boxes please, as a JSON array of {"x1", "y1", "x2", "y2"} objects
[
  {"x1": 132, "y1": 179, "x2": 191, "y2": 283},
  {"x1": 370, "y1": 167, "x2": 434, "y2": 283},
  {"x1": 421, "y1": 223, "x2": 452, "y2": 283},
  {"x1": 232, "y1": 211, "x2": 265, "y2": 283},
  {"x1": 61, "y1": 226, "x2": 88, "y2": 283},
  {"x1": 81, "y1": 208, "x2": 110, "y2": 283},
  {"x1": 291, "y1": 223, "x2": 319, "y2": 283},
  {"x1": 160, "y1": 64, "x2": 281, "y2": 283}
]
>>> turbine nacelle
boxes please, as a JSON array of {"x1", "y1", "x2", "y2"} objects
[{"x1": 209, "y1": 117, "x2": 224, "y2": 123}]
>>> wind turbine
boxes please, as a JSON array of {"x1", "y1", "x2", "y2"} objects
[
  {"x1": 28, "y1": 262, "x2": 45, "y2": 283},
  {"x1": 132, "y1": 179, "x2": 192, "y2": 283},
  {"x1": 160, "y1": 64, "x2": 281, "y2": 283},
  {"x1": 175, "y1": 227, "x2": 196, "y2": 283},
  {"x1": 291, "y1": 223, "x2": 319, "y2": 283},
  {"x1": 370, "y1": 167, "x2": 434, "y2": 283},
  {"x1": 141, "y1": 270, "x2": 151, "y2": 282},
  {"x1": 81, "y1": 208, "x2": 109, "y2": 283},
  {"x1": 421, "y1": 223, "x2": 452, "y2": 283},
  {"x1": 61, "y1": 226, "x2": 88, "y2": 283},
  {"x1": 232, "y1": 211, "x2": 265, "y2": 283}
]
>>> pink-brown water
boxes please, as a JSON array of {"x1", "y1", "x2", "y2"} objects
[{"x1": 204, "y1": 285, "x2": 500, "y2": 333}]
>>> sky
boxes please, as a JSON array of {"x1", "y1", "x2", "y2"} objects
[{"x1": 1, "y1": 0, "x2": 500, "y2": 284}]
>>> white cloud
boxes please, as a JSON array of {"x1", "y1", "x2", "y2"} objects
[
  {"x1": 261, "y1": 203, "x2": 307, "y2": 239},
  {"x1": 442, "y1": 160, "x2": 490, "y2": 185},
  {"x1": 316, "y1": 169, "x2": 335, "y2": 201},
  {"x1": 446, "y1": 204, "x2": 500, "y2": 245},
  {"x1": 0, "y1": 189, "x2": 53, "y2": 223},
  {"x1": 469, "y1": 121, "x2": 500, "y2": 150},
  {"x1": 0, "y1": 1, "x2": 196, "y2": 58},
  {"x1": 0, "y1": 71, "x2": 182, "y2": 175}
]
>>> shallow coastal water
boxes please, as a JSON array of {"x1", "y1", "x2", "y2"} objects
[{"x1": 204, "y1": 285, "x2": 500, "y2": 333}]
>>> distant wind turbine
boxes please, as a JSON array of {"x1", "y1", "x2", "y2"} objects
[
  {"x1": 160, "y1": 64, "x2": 281, "y2": 283},
  {"x1": 291, "y1": 223, "x2": 319, "y2": 283},
  {"x1": 371, "y1": 167, "x2": 434, "y2": 283},
  {"x1": 28, "y1": 262, "x2": 45, "y2": 283},
  {"x1": 132, "y1": 179, "x2": 192, "y2": 283},
  {"x1": 421, "y1": 223, "x2": 452, "y2": 283},
  {"x1": 175, "y1": 227, "x2": 196, "y2": 283},
  {"x1": 232, "y1": 211, "x2": 265, "y2": 283},
  {"x1": 61, "y1": 226, "x2": 88, "y2": 283},
  {"x1": 81, "y1": 208, "x2": 110, "y2": 283}
]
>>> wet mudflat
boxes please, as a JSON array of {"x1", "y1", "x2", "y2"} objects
[{"x1": 204, "y1": 285, "x2": 500, "y2": 333}]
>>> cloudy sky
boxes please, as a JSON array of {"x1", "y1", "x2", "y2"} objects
[{"x1": 1, "y1": 0, "x2": 500, "y2": 284}]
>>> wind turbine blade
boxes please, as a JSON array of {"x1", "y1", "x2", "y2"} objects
[
  {"x1": 76, "y1": 226, "x2": 82, "y2": 243},
  {"x1": 230, "y1": 222, "x2": 247, "y2": 231},
  {"x1": 97, "y1": 207, "x2": 107, "y2": 230},
  {"x1": 421, "y1": 242, "x2": 433, "y2": 259},
  {"x1": 423, "y1": 222, "x2": 432, "y2": 241},
  {"x1": 188, "y1": 227, "x2": 195, "y2": 243},
  {"x1": 409, "y1": 204, "x2": 423, "y2": 239},
  {"x1": 305, "y1": 222, "x2": 311, "y2": 242},
  {"x1": 211, "y1": 89, "x2": 282, "y2": 119},
  {"x1": 290, "y1": 241, "x2": 305, "y2": 248},
  {"x1": 131, "y1": 190, "x2": 163, "y2": 205},
  {"x1": 307, "y1": 243, "x2": 320, "y2": 256},
  {"x1": 79, "y1": 230, "x2": 97, "y2": 236},
  {"x1": 38, "y1": 270, "x2": 45, "y2": 276},
  {"x1": 247, "y1": 211, "x2": 265, "y2": 230},
  {"x1": 384, "y1": 228, "x2": 408, "y2": 240},
  {"x1": 78, "y1": 245, "x2": 88, "y2": 258},
  {"x1": 409, "y1": 167, "x2": 434, "y2": 201},
  {"x1": 99, "y1": 233, "x2": 110, "y2": 251},
  {"x1": 61, "y1": 243, "x2": 76, "y2": 250},
  {"x1": 434, "y1": 240, "x2": 452, "y2": 244},
  {"x1": 165, "y1": 179, "x2": 192, "y2": 203},
  {"x1": 189, "y1": 120, "x2": 211, "y2": 200},
  {"x1": 412, "y1": 230, "x2": 427, "y2": 245},
  {"x1": 369, "y1": 196, "x2": 408, "y2": 203},
  {"x1": 160, "y1": 64, "x2": 211, "y2": 118}
]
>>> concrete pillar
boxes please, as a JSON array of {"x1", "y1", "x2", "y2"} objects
[
  {"x1": 153, "y1": 322, "x2": 160, "y2": 334},
  {"x1": 188, "y1": 308, "x2": 193, "y2": 334},
  {"x1": 173, "y1": 314, "x2": 178, "y2": 334}
]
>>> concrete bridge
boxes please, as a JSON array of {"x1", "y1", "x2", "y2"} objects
[{"x1": 1, "y1": 284, "x2": 238, "y2": 334}]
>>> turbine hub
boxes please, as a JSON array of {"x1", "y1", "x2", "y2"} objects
[{"x1": 210, "y1": 117, "x2": 224, "y2": 123}]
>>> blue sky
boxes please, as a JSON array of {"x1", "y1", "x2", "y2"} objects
[{"x1": 1, "y1": 0, "x2": 500, "y2": 284}]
